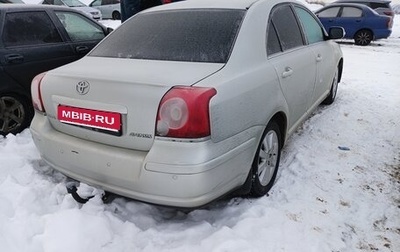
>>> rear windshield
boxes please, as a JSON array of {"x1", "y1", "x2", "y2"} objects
[
  {"x1": 370, "y1": 2, "x2": 391, "y2": 9},
  {"x1": 89, "y1": 9, "x2": 245, "y2": 63}
]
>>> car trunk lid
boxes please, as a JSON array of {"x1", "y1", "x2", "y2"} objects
[{"x1": 40, "y1": 56, "x2": 223, "y2": 151}]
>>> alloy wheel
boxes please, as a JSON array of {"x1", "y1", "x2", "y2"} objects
[
  {"x1": 355, "y1": 30, "x2": 372, "y2": 46},
  {"x1": 0, "y1": 96, "x2": 25, "y2": 134},
  {"x1": 257, "y1": 129, "x2": 279, "y2": 186}
]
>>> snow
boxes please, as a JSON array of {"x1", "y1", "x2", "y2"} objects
[{"x1": 1, "y1": 3, "x2": 400, "y2": 252}]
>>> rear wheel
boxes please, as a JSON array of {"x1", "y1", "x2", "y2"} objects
[
  {"x1": 354, "y1": 29, "x2": 372, "y2": 46},
  {"x1": 250, "y1": 121, "x2": 282, "y2": 197},
  {"x1": 0, "y1": 94, "x2": 33, "y2": 136}
]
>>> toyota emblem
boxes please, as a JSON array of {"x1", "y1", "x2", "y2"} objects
[{"x1": 76, "y1": 81, "x2": 90, "y2": 95}]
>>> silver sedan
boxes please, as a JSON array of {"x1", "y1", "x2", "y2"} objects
[
  {"x1": 89, "y1": 0, "x2": 121, "y2": 20},
  {"x1": 30, "y1": 0, "x2": 344, "y2": 208}
]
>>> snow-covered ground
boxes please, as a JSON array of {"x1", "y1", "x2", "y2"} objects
[{"x1": 1, "y1": 3, "x2": 400, "y2": 252}]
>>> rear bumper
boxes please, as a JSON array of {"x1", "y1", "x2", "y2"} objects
[
  {"x1": 30, "y1": 112, "x2": 258, "y2": 207},
  {"x1": 374, "y1": 29, "x2": 392, "y2": 40}
]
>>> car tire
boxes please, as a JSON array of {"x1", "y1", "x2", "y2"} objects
[
  {"x1": 112, "y1": 11, "x2": 121, "y2": 20},
  {"x1": 0, "y1": 93, "x2": 33, "y2": 136},
  {"x1": 322, "y1": 66, "x2": 339, "y2": 105},
  {"x1": 250, "y1": 121, "x2": 282, "y2": 197},
  {"x1": 354, "y1": 29, "x2": 373, "y2": 46}
]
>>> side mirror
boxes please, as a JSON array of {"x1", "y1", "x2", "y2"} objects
[{"x1": 328, "y1": 27, "x2": 345, "y2": 39}]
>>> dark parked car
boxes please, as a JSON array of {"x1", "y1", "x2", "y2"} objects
[
  {"x1": 0, "y1": 4, "x2": 110, "y2": 136},
  {"x1": 334, "y1": 0, "x2": 394, "y2": 17},
  {"x1": 315, "y1": 3, "x2": 393, "y2": 45}
]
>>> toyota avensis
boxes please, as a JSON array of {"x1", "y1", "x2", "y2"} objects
[{"x1": 31, "y1": 0, "x2": 344, "y2": 208}]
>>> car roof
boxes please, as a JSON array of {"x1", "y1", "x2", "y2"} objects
[
  {"x1": 142, "y1": 0, "x2": 261, "y2": 11},
  {"x1": 0, "y1": 3, "x2": 74, "y2": 11},
  {"x1": 335, "y1": 0, "x2": 391, "y2": 4},
  {"x1": 316, "y1": 2, "x2": 378, "y2": 13},
  {"x1": 319, "y1": 2, "x2": 374, "y2": 9}
]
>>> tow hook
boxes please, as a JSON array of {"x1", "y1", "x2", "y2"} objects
[
  {"x1": 66, "y1": 181, "x2": 116, "y2": 204},
  {"x1": 66, "y1": 182, "x2": 94, "y2": 204}
]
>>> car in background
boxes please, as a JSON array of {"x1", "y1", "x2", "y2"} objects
[
  {"x1": 0, "y1": 4, "x2": 110, "y2": 136},
  {"x1": 315, "y1": 3, "x2": 393, "y2": 45},
  {"x1": 334, "y1": 0, "x2": 394, "y2": 17},
  {"x1": 393, "y1": 3, "x2": 400, "y2": 14},
  {"x1": 42, "y1": 0, "x2": 102, "y2": 20},
  {"x1": 30, "y1": 0, "x2": 344, "y2": 208},
  {"x1": 89, "y1": 0, "x2": 120, "y2": 20}
]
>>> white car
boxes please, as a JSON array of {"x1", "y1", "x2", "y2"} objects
[
  {"x1": 89, "y1": 0, "x2": 120, "y2": 20},
  {"x1": 42, "y1": 0, "x2": 102, "y2": 20},
  {"x1": 30, "y1": 0, "x2": 344, "y2": 208}
]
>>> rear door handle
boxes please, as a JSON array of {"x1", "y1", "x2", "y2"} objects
[
  {"x1": 282, "y1": 67, "x2": 293, "y2": 78},
  {"x1": 316, "y1": 54, "x2": 323, "y2": 62},
  {"x1": 76, "y1": 46, "x2": 89, "y2": 54},
  {"x1": 5, "y1": 54, "x2": 24, "y2": 64}
]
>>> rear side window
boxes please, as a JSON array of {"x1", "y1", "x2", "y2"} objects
[
  {"x1": 89, "y1": 9, "x2": 245, "y2": 63},
  {"x1": 317, "y1": 7, "x2": 340, "y2": 17},
  {"x1": 341, "y1": 7, "x2": 363, "y2": 17},
  {"x1": 269, "y1": 5, "x2": 304, "y2": 51},
  {"x1": 2, "y1": 11, "x2": 62, "y2": 47},
  {"x1": 370, "y1": 3, "x2": 390, "y2": 9},
  {"x1": 267, "y1": 23, "x2": 281, "y2": 55},
  {"x1": 90, "y1": 0, "x2": 101, "y2": 6},
  {"x1": 108, "y1": 0, "x2": 120, "y2": 4}
]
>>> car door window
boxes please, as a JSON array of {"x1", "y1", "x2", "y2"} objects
[
  {"x1": 317, "y1": 7, "x2": 340, "y2": 17},
  {"x1": 341, "y1": 7, "x2": 363, "y2": 17},
  {"x1": 55, "y1": 11, "x2": 105, "y2": 41},
  {"x1": 103, "y1": 0, "x2": 115, "y2": 5},
  {"x1": 90, "y1": 0, "x2": 101, "y2": 6},
  {"x1": 294, "y1": 7, "x2": 324, "y2": 44},
  {"x1": 2, "y1": 11, "x2": 63, "y2": 47},
  {"x1": 269, "y1": 5, "x2": 304, "y2": 51}
]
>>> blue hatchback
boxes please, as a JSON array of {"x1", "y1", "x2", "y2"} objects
[{"x1": 315, "y1": 3, "x2": 393, "y2": 45}]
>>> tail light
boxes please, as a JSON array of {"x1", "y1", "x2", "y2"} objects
[
  {"x1": 156, "y1": 86, "x2": 216, "y2": 138},
  {"x1": 31, "y1": 72, "x2": 46, "y2": 112},
  {"x1": 383, "y1": 11, "x2": 394, "y2": 17}
]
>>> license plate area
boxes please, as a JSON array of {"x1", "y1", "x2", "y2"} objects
[{"x1": 57, "y1": 105, "x2": 122, "y2": 136}]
